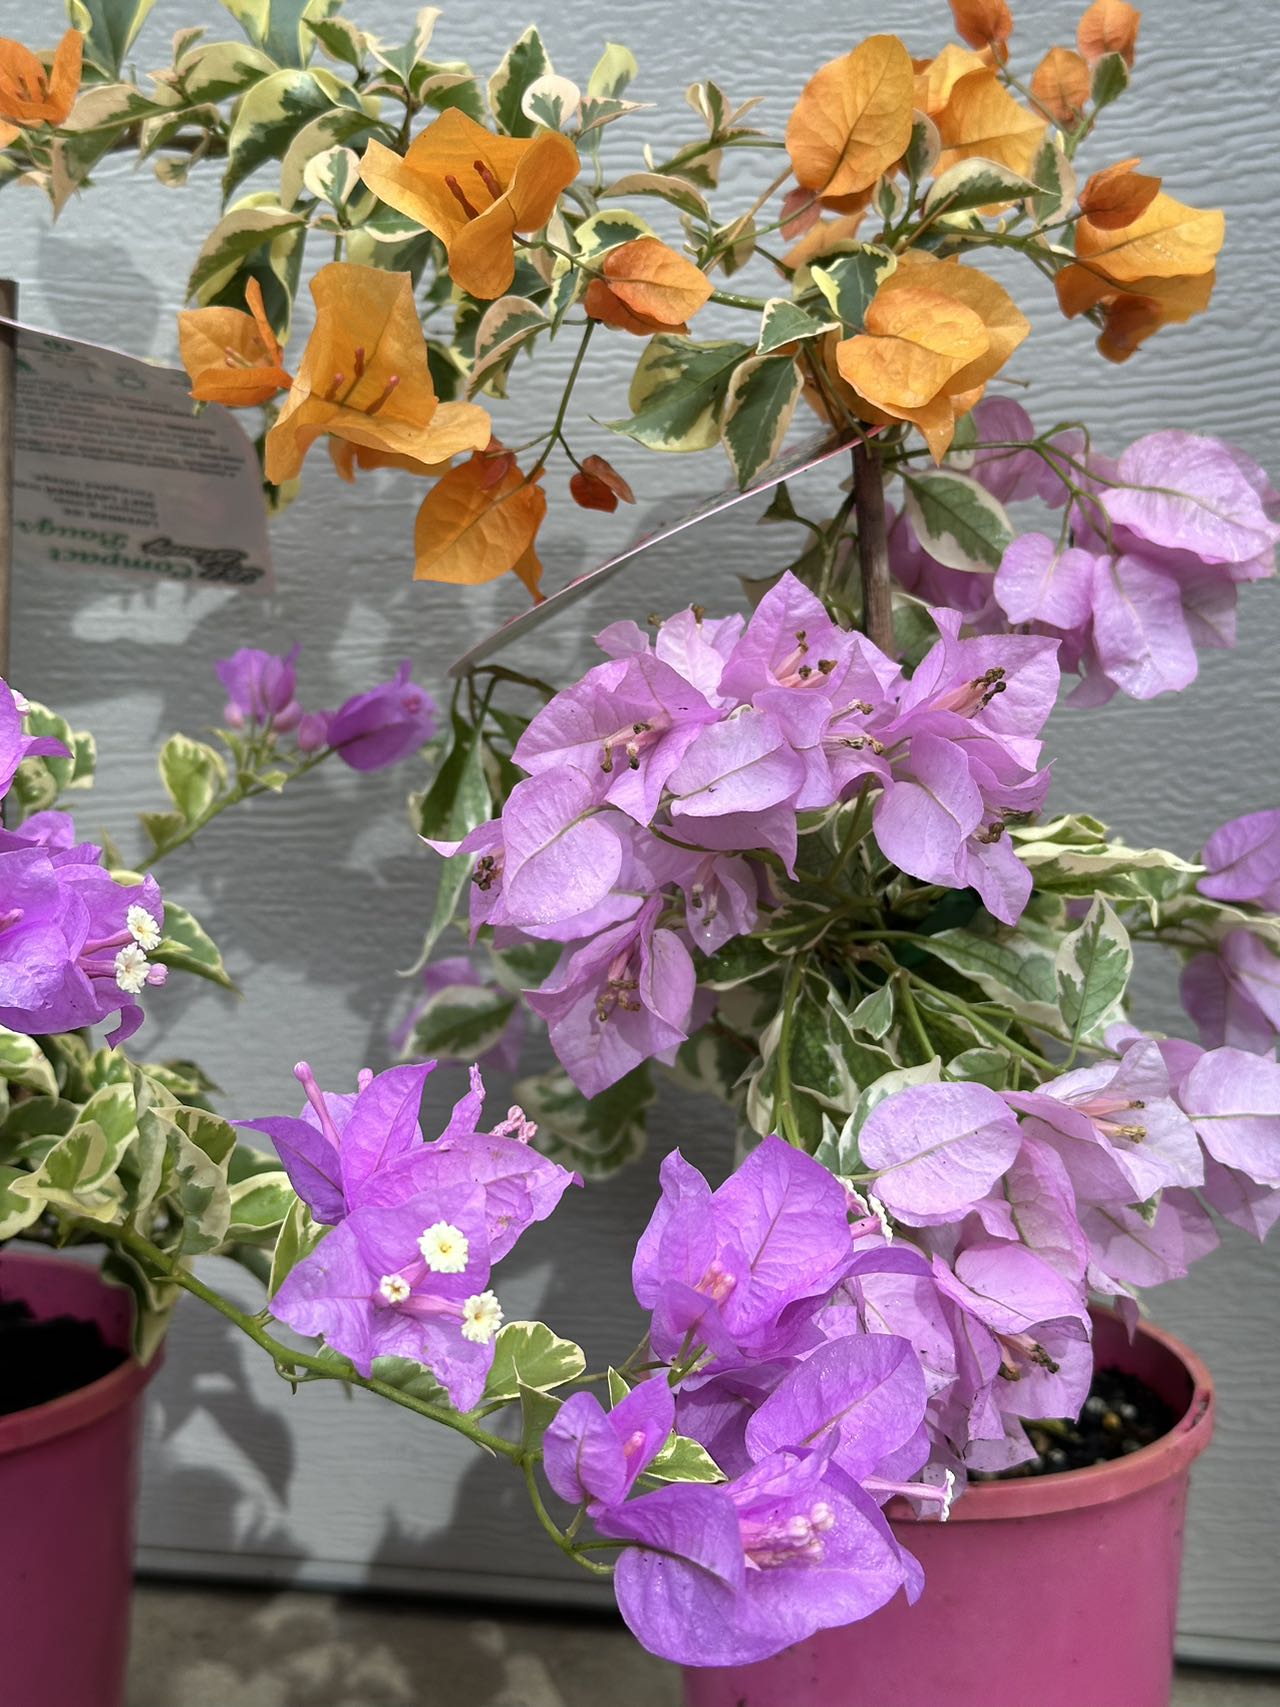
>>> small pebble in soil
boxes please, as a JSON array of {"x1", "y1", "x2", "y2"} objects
[
  {"x1": 0, "y1": 1296, "x2": 126, "y2": 1418},
  {"x1": 972, "y1": 1366, "x2": 1178, "y2": 1481}
]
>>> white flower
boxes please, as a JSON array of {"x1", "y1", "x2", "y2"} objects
[
  {"x1": 378, "y1": 1274, "x2": 411, "y2": 1305},
  {"x1": 114, "y1": 944, "x2": 150, "y2": 994},
  {"x1": 418, "y1": 1221, "x2": 469, "y2": 1274},
  {"x1": 461, "y1": 1290, "x2": 503, "y2": 1345},
  {"x1": 126, "y1": 905, "x2": 162, "y2": 951}
]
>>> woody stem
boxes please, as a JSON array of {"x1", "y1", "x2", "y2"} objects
[{"x1": 853, "y1": 441, "x2": 893, "y2": 655}]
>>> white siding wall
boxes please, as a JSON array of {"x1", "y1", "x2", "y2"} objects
[{"x1": 4, "y1": 0, "x2": 1278, "y2": 1657}]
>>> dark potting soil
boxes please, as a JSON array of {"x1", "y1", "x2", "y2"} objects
[
  {"x1": 976, "y1": 1365, "x2": 1178, "y2": 1481},
  {"x1": 0, "y1": 1295, "x2": 125, "y2": 1418}
]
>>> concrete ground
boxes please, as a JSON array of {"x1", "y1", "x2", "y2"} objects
[{"x1": 125, "y1": 1584, "x2": 1280, "y2": 1706}]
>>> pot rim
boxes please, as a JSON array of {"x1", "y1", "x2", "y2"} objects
[
  {"x1": 889, "y1": 1307, "x2": 1214, "y2": 1525},
  {"x1": 0, "y1": 1247, "x2": 161, "y2": 1458}
]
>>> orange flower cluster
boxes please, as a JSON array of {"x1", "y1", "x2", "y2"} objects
[{"x1": 0, "y1": 28, "x2": 81, "y2": 147}]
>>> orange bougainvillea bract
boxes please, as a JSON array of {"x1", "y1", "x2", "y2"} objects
[
  {"x1": 948, "y1": 0, "x2": 1013, "y2": 56},
  {"x1": 785, "y1": 35, "x2": 915, "y2": 200},
  {"x1": 569, "y1": 453, "x2": 636, "y2": 513},
  {"x1": 178, "y1": 280, "x2": 292, "y2": 409},
  {"x1": 1078, "y1": 157, "x2": 1161, "y2": 229},
  {"x1": 413, "y1": 449, "x2": 546, "y2": 598},
  {"x1": 1073, "y1": 189, "x2": 1224, "y2": 283},
  {"x1": 836, "y1": 253, "x2": 1030, "y2": 459},
  {"x1": 1077, "y1": 0, "x2": 1141, "y2": 67},
  {"x1": 935, "y1": 67, "x2": 1046, "y2": 176},
  {"x1": 584, "y1": 237, "x2": 714, "y2": 336},
  {"x1": 0, "y1": 27, "x2": 81, "y2": 143},
  {"x1": 359, "y1": 109, "x2": 578, "y2": 301},
  {"x1": 264, "y1": 262, "x2": 490, "y2": 486},
  {"x1": 1030, "y1": 46, "x2": 1092, "y2": 127}
]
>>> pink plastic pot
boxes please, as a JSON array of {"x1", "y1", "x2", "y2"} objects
[
  {"x1": 0, "y1": 1248, "x2": 160, "y2": 1707},
  {"x1": 684, "y1": 1311, "x2": 1213, "y2": 1707}
]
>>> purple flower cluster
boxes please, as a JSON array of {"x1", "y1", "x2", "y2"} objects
[
  {"x1": 0, "y1": 678, "x2": 168, "y2": 1047},
  {"x1": 888, "y1": 403, "x2": 1279, "y2": 704},
  {"x1": 1180, "y1": 808, "x2": 1280, "y2": 1053},
  {"x1": 242, "y1": 1060, "x2": 578, "y2": 1408},
  {"x1": 434, "y1": 573, "x2": 1060, "y2": 1096},
  {"x1": 549, "y1": 1046, "x2": 1279, "y2": 1664},
  {"x1": 217, "y1": 646, "x2": 437, "y2": 773}
]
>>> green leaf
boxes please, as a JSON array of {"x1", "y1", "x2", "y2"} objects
[
  {"x1": 151, "y1": 900, "x2": 235, "y2": 990},
  {"x1": 481, "y1": 1321, "x2": 586, "y2": 1404},
  {"x1": 636, "y1": 1431, "x2": 725, "y2": 1490},
  {"x1": 8, "y1": 703, "x2": 94, "y2": 820},
  {"x1": 587, "y1": 43, "x2": 638, "y2": 101},
  {"x1": 467, "y1": 294, "x2": 549, "y2": 398},
  {"x1": 514, "y1": 1065, "x2": 653, "y2": 1178},
  {"x1": 1056, "y1": 897, "x2": 1132, "y2": 1046},
  {"x1": 224, "y1": 1169, "x2": 296, "y2": 1244},
  {"x1": 175, "y1": 38, "x2": 278, "y2": 103},
  {"x1": 902, "y1": 470, "x2": 1013, "y2": 572},
  {"x1": 223, "y1": 67, "x2": 347, "y2": 198},
  {"x1": 601, "y1": 170, "x2": 709, "y2": 223},
  {"x1": 921, "y1": 929, "x2": 1062, "y2": 1032},
  {"x1": 0, "y1": 1029, "x2": 60, "y2": 1098},
  {"x1": 573, "y1": 206, "x2": 657, "y2": 258},
  {"x1": 406, "y1": 984, "x2": 516, "y2": 1063},
  {"x1": 756, "y1": 297, "x2": 837, "y2": 356},
  {"x1": 364, "y1": 8, "x2": 441, "y2": 85},
  {"x1": 219, "y1": 0, "x2": 342, "y2": 69},
  {"x1": 69, "y1": 0, "x2": 159, "y2": 77},
  {"x1": 923, "y1": 158, "x2": 1038, "y2": 217},
  {"x1": 944, "y1": 1047, "x2": 1009, "y2": 1090},
  {"x1": 809, "y1": 246, "x2": 897, "y2": 330},
  {"x1": 100, "y1": 1246, "x2": 179, "y2": 1363},
  {"x1": 609, "y1": 334, "x2": 752, "y2": 454},
  {"x1": 850, "y1": 982, "x2": 895, "y2": 1041},
  {"x1": 280, "y1": 104, "x2": 383, "y2": 208},
  {"x1": 62, "y1": 82, "x2": 182, "y2": 136},
  {"x1": 721, "y1": 354, "x2": 803, "y2": 488},
  {"x1": 904, "y1": 113, "x2": 942, "y2": 183},
  {"x1": 269, "y1": 1196, "x2": 323, "y2": 1295},
  {"x1": 305, "y1": 16, "x2": 366, "y2": 69},
  {"x1": 488, "y1": 25, "x2": 552, "y2": 138},
  {"x1": 518, "y1": 1380, "x2": 562, "y2": 1455},
  {"x1": 187, "y1": 203, "x2": 307, "y2": 299},
  {"x1": 412, "y1": 702, "x2": 493, "y2": 965},
  {"x1": 0, "y1": 1166, "x2": 44, "y2": 1239},
  {"x1": 370, "y1": 1354, "x2": 446, "y2": 1403},
  {"x1": 1091, "y1": 51, "x2": 1129, "y2": 112},
  {"x1": 1026, "y1": 133, "x2": 1077, "y2": 228},
  {"x1": 701, "y1": 934, "x2": 778, "y2": 991},
  {"x1": 158, "y1": 733, "x2": 227, "y2": 824}
]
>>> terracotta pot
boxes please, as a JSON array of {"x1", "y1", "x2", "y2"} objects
[
  {"x1": 0, "y1": 1247, "x2": 160, "y2": 1707},
  {"x1": 683, "y1": 1310, "x2": 1213, "y2": 1707}
]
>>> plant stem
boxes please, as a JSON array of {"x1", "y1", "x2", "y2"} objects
[
  {"x1": 70, "y1": 1219, "x2": 522, "y2": 1462},
  {"x1": 895, "y1": 971, "x2": 935, "y2": 1063},
  {"x1": 774, "y1": 956, "x2": 807, "y2": 1147},
  {"x1": 147, "y1": 748, "x2": 334, "y2": 863},
  {"x1": 522, "y1": 1459, "x2": 614, "y2": 1577},
  {"x1": 529, "y1": 320, "x2": 595, "y2": 479},
  {"x1": 853, "y1": 442, "x2": 894, "y2": 655}
]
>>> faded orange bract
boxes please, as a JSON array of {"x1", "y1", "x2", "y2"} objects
[
  {"x1": 1078, "y1": 157, "x2": 1161, "y2": 229},
  {"x1": 786, "y1": 36, "x2": 915, "y2": 200},
  {"x1": 1074, "y1": 189, "x2": 1224, "y2": 283},
  {"x1": 935, "y1": 68, "x2": 1045, "y2": 176},
  {"x1": 360, "y1": 110, "x2": 578, "y2": 301},
  {"x1": 178, "y1": 279, "x2": 291, "y2": 409},
  {"x1": 1055, "y1": 263, "x2": 1216, "y2": 361},
  {"x1": 327, "y1": 403, "x2": 494, "y2": 482},
  {"x1": 948, "y1": 0, "x2": 1013, "y2": 55},
  {"x1": 0, "y1": 28, "x2": 82, "y2": 131},
  {"x1": 835, "y1": 253, "x2": 1029, "y2": 459},
  {"x1": 1077, "y1": 0, "x2": 1141, "y2": 67},
  {"x1": 414, "y1": 450, "x2": 546, "y2": 599},
  {"x1": 264, "y1": 262, "x2": 490, "y2": 485},
  {"x1": 585, "y1": 237, "x2": 713, "y2": 335},
  {"x1": 914, "y1": 44, "x2": 991, "y2": 119},
  {"x1": 1030, "y1": 46, "x2": 1091, "y2": 127}
]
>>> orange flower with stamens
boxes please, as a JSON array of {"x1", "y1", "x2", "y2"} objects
[
  {"x1": 0, "y1": 28, "x2": 82, "y2": 144},
  {"x1": 178, "y1": 279, "x2": 292, "y2": 409},
  {"x1": 264, "y1": 262, "x2": 490, "y2": 486},
  {"x1": 360, "y1": 110, "x2": 578, "y2": 301}
]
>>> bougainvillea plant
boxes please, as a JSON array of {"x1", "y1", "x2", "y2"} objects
[{"x1": 3, "y1": 0, "x2": 1279, "y2": 1672}]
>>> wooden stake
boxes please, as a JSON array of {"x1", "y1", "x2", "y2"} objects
[
  {"x1": 0, "y1": 278, "x2": 15, "y2": 680},
  {"x1": 853, "y1": 439, "x2": 893, "y2": 656}
]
